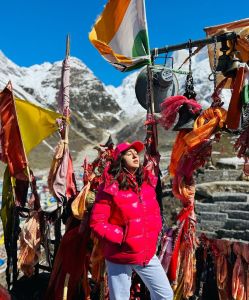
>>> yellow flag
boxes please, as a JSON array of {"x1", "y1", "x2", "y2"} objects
[{"x1": 15, "y1": 98, "x2": 62, "y2": 153}]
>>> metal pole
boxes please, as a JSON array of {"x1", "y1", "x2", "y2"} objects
[
  {"x1": 64, "y1": 34, "x2": 70, "y2": 142},
  {"x1": 146, "y1": 65, "x2": 158, "y2": 153},
  {"x1": 150, "y1": 32, "x2": 237, "y2": 56},
  {"x1": 66, "y1": 34, "x2": 70, "y2": 58}
]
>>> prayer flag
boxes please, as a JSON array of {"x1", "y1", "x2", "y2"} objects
[
  {"x1": 15, "y1": 98, "x2": 61, "y2": 154},
  {"x1": 0, "y1": 84, "x2": 28, "y2": 176}
]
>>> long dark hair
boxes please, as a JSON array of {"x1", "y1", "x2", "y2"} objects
[{"x1": 108, "y1": 154, "x2": 144, "y2": 191}]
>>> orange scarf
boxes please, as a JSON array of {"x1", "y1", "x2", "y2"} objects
[{"x1": 184, "y1": 107, "x2": 227, "y2": 149}]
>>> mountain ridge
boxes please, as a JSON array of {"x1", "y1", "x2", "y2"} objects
[{"x1": 0, "y1": 48, "x2": 229, "y2": 171}]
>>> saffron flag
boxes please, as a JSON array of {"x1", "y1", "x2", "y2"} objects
[
  {"x1": 15, "y1": 98, "x2": 62, "y2": 154},
  {"x1": 89, "y1": 0, "x2": 150, "y2": 72},
  {"x1": 0, "y1": 84, "x2": 28, "y2": 176}
]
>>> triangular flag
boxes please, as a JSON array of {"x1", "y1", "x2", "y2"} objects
[{"x1": 15, "y1": 97, "x2": 62, "y2": 154}]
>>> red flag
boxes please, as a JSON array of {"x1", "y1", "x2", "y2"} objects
[{"x1": 0, "y1": 83, "x2": 28, "y2": 177}]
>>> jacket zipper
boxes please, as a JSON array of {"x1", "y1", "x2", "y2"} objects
[{"x1": 138, "y1": 187, "x2": 147, "y2": 266}]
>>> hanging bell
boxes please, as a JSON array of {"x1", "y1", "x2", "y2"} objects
[
  {"x1": 223, "y1": 53, "x2": 241, "y2": 78},
  {"x1": 173, "y1": 103, "x2": 198, "y2": 131},
  {"x1": 216, "y1": 39, "x2": 231, "y2": 74},
  {"x1": 216, "y1": 38, "x2": 240, "y2": 78},
  {"x1": 216, "y1": 53, "x2": 232, "y2": 73}
]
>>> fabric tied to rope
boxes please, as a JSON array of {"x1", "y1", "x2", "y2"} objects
[
  {"x1": 71, "y1": 174, "x2": 95, "y2": 220},
  {"x1": 167, "y1": 106, "x2": 227, "y2": 298},
  {"x1": 45, "y1": 222, "x2": 91, "y2": 300},
  {"x1": 48, "y1": 140, "x2": 77, "y2": 202},
  {"x1": 159, "y1": 228, "x2": 173, "y2": 273},
  {"x1": 241, "y1": 243, "x2": 249, "y2": 300},
  {"x1": 168, "y1": 107, "x2": 226, "y2": 178},
  {"x1": 18, "y1": 211, "x2": 41, "y2": 277},
  {"x1": 232, "y1": 242, "x2": 246, "y2": 300},
  {"x1": 183, "y1": 107, "x2": 227, "y2": 149},
  {"x1": 215, "y1": 239, "x2": 231, "y2": 300},
  {"x1": 226, "y1": 67, "x2": 246, "y2": 129},
  {"x1": 167, "y1": 203, "x2": 196, "y2": 298}
]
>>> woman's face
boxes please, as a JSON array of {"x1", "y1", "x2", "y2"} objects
[{"x1": 122, "y1": 148, "x2": 140, "y2": 172}]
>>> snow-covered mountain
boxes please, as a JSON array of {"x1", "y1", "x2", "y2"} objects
[
  {"x1": 0, "y1": 48, "x2": 231, "y2": 168},
  {"x1": 0, "y1": 50, "x2": 122, "y2": 146},
  {"x1": 0, "y1": 47, "x2": 227, "y2": 126},
  {"x1": 106, "y1": 71, "x2": 145, "y2": 117}
]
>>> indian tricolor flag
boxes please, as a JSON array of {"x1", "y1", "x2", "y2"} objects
[{"x1": 89, "y1": 0, "x2": 151, "y2": 72}]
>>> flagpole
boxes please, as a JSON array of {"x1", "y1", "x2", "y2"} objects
[
  {"x1": 54, "y1": 34, "x2": 71, "y2": 255},
  {"x1": 146, "y1": 65, "x2": 158, "y2": 154},
  {"x1": 66, "y1": 34, "x2": 70, "y2": 58},
  {"x1": 63, "y1": 34, "x2": 70, "y2": 143}
]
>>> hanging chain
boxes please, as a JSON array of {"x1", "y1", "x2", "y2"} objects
[
  {"x1": 189, "y1": 42, "x2": 192, "y2": 73},
  {"x1": 213, "y1": 36, "x2": 217, "y2": 90},
  {"x1": 208, "y1": 36, "x2": 218, "y2": 90},
  {"x1": 211, "y1": 35, "x2": 225, "y2": 108},
  {"x1": 184, "y1": 39, "x2": 197, "y2": 99}
]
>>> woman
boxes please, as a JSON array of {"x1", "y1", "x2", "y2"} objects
[{"x1": 90, "y1": 141, "x2": 173, "y2": 300}]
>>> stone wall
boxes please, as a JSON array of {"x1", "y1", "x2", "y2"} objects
[
  {"x1": 162, "y1": 168, "x2": 249, "y2": 242},
  {"x1": 195, "y1": 169, "x2": 249, "y2": 241}
]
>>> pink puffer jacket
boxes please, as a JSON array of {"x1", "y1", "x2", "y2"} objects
[{"x1": 90, "y1": 170, "x2": 162, "y2": 265}]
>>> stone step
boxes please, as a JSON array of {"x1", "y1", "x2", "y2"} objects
[
  {"x1": 195, "y1": 202, "x2": 219, "y2": 212},
  {"x1": 212, "y1": 193, "x2": 248, "y2": 203},
  {"x1": 195, "y1": 169, "x2": 242, "y2": 184},
  {"x1": 224, "y1": 210, "x2": 249, "y2": 220},
  {"x1": 198, "y1": 227, "x2": 249, "y2": 242},
  {"x1": 197, "y1": 212, "x2": 228, "y2": 222},
  {"x1": 196, "y1": 181, "x2": 249, "y2": 198},
  {"x1": 198, "y1": 220, "x2": 226, "y2": 232},
  {"x1": 196, "y1": 229, "x2": 217, "y2": 239},
  {"x1": 196, "y1": 202, "x2": 249, "y2": 212},
  {"x1": 218, "y1": 202, "x2": 249, "y2": 212},
  {"x1": 216, "y1": 229, "x2": 249, "y2": 242},
  {"x1": 216, "y1": 157, "x2": 244, "y2": 170},
  {"x1": 224, "y1": 218, "x2": 249, "y2": 231}
]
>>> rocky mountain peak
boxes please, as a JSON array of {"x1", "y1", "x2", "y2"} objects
[{"x1": 0, "y1": 48, "x2": 232, "y2": 170}]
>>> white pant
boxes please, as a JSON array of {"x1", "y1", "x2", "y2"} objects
[{"x1": 106, "y1": 255, "x2": 173, "y2": 300}]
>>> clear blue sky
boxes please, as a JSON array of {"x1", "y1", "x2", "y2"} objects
[{"x1": 0, "y1": 0, "x2": 248, "y2": 86}]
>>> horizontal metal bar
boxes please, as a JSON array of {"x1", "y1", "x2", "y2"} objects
[{"x1": 150, "y1": 32, "x2": 237, "y2": 56}]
